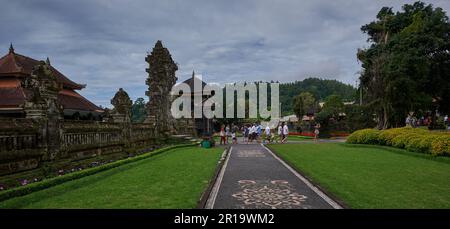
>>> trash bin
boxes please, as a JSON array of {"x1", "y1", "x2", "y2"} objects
[{"x1": 201, "y1": 140, "x2": 211, "y2": 148}]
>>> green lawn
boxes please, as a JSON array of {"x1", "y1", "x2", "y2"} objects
[
  {"x1": 269, "y1": 143, "x2": 450, "y2": 209},
  {"x1": 287, "y1": 135, "x2": 313, "y2": 141},
  {"x1": 0, "y1": 146, "x2": 223, "y2": 209}
]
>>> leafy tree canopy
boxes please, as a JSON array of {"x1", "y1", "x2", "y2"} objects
[
  {"x1": 358, "y1": 1, "x2": 450, "y2": 129},
  {"x1": 131, "y1": 97, "x2": 147, "y2": 123},
  {"x1": 292, "y1": 92, "x2": 316, "y2": 118},
  {"x1": 280, "y1": 78, "x2": 356, "y2": 115}
]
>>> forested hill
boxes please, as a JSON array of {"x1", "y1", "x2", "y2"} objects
[
  {"x1": 280, "y1": 78, "x2": 356, "y2": 115},
  {"x1": 130, "y1": 77, "x2": 357, "y2": 122}
]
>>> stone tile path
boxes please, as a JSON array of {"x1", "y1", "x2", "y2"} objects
[{"x1": 206, "y1": 142, "x2": 342, "y2": 209}]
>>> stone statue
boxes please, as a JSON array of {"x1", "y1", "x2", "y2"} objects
[
  {"x1": 110, "y1": 88, "x2": 132, "y2": 123},
  {"x1": 22, "y1": 59, "x2": 63, "y2": 160},
  {"x1": 22, "y1": 59, "x2": 62, "y2": 119}
]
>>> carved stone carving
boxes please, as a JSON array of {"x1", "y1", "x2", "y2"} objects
[
  {"x1": 22, "y1": 59, "x2": 62, "y2": 119},
  {"x1": 110, "y1": 88, "x2": 132, "y2": 123},
  {"x1": 22, "y1": 59, "x2": 63, "y2": 160},
  {"x1": 144, "y1": 40, "x2": 178, "y2": 136}
]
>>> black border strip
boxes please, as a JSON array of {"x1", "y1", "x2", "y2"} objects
[{"x1": 197, "y1": 146, "x2": 230, "y2": 208}]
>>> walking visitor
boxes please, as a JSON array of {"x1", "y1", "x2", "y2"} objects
[
  {"x1": 219, "y1": 126, "x2": 226, "y2": 145},
  {"x1": 264, "y1": 125, "x2": 271, "y2": 144},
  {"x1": 314, "y1": 123, "x2": 321, "y2": 140},
  {"x1": 281, "y1": 122, "x2": 289, "y2": 143}
]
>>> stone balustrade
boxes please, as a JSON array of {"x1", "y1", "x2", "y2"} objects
[{"x1": 0, "y1": 117, "x2": 163, "y2": 186}]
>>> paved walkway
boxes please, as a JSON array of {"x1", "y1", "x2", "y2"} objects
[{"x1": 206, "y1": 141, "x2": 342, "y2": 209}]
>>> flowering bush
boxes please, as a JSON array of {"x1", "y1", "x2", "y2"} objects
[
  {"x1": 405, "y1": 135, "x2": 434, "y2": 154},
  {"x1": 431, "y1": 136, "x2": 450, "y2": 156},
  {"x1": 347, "y1": 127, "x2": 450, "y2": 156},
  {"x1": 346, "y1": 129, "x2": 380, "y2": 144}
]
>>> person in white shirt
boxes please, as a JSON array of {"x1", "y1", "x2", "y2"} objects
[
  {"x1": 252, "y1": 124, "x2": 258, "y2": 140},
  {"x1": 264, "y1": 125, "x2": 271, "y2": 144},
  {"x1": 225, "y1": 125, "x2": 230, "y2": 144},
  {"x1": 277, "y1": 124, "x2": 282, "y2": 143},
  {"x1": 231, "y1": 131, "x2": 237, "y2": 144},
  {"x1": 248, "y1": 124, "x2": 254, "y2": 142},
  {"x1": 282, "y1": 122, "x2": 289, "y2": 143}
]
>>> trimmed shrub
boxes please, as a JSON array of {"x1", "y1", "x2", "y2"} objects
[
  {"x1": 405, "y1": 135, "x2": 434, "y2": 154},
  {"x1": 431, "y1": 136, "x2": 450, "y2": 156},
  {"x1": 347, "y1": 127, "x2": 450, "y2": 156},
  {"x1": 346, "y1": 129, "x2": 380, "y2": 144},
  {"x1": 378, "y1": 128, "x2": 403, "y2": 146},
  {"x1": 392, "y1": 133, "x2": 421, "y2": 149}
]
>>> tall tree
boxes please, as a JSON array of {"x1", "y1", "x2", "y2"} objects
[
  {"x1": 358, "y1": 1, "x2": 450, "y2": 129},
  {"x1": 321, "y1": 95, "x2": 344, "y2": 119},
  {"x1": 131, "y1": 97, "x2": 147, "y2": 123},
  {"x1": 315, "y1": 95, "x2": 345, "y2": 137},
  {"x1": 292, "y1": 92, "x2": 316, "y2": 118}
]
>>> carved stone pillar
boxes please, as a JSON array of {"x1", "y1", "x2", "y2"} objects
[
  {"x1": 22, "y1": 59, "x2": 63, "y2": 160},
  {"x1": 144, "y1": 40, "x2": 178, "y2": 137},
  {"x1": 111, "y1": 88, "x2": 133, "y2": 146}
]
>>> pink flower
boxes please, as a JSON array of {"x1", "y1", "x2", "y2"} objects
[{"x1": 21, "y1": 180, "x2": 28, "y2": 186}]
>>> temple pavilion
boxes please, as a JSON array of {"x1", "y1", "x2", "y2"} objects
[
  {"x1": 175, "y1": 71, "x2": 214, "y2": 136},
  {"x1": 0, "y1": 44, "x2": 102, "y2": 118}
]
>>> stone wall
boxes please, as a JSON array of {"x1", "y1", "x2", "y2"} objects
[
  {"x1": 0, "y1": 41, "x2": 192, "y2": 190},
  {"x1": 0, "y1": 87, "x2": 173, "y2": 189},
  {"x1": 0, "y1": 116, "x2": 166, "y2": 188}
]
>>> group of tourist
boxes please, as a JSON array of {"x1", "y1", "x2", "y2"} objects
[
  {"x1": 406, "y1": 113, "x2": 450, "y2": 130},
  {"x1": 218, "y1": 122, "x2": 291, "y2": 145},
  {"x1": 219, "y1": 124, "x2": 238, "y2": 145},
  {"x1": 444, "y1": 115, "x2": 450, "y2": 131}
]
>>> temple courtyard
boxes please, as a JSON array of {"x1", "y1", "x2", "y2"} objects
[{"x1": 1, "y1": 140, "x2": 449, "y2": 209}]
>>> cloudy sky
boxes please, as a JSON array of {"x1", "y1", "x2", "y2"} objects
[{"x1": 1, "y1": 0, "x2": 449, "y2": 107}]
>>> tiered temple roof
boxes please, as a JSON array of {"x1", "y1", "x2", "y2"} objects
[{"x1": 0, "y1": 44, "x2": 102, "y2": 115}]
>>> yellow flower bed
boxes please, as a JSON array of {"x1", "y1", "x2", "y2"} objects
[{"x1": 347, "y1": 127, "x2": 450, "y2": 156}]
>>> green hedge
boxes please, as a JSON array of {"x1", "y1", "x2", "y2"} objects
[
  {"x1": 346, "y1": 129, "x2": 381, "y2": 145},
  {"x1": 347, "y1": 127, "x2": 450, "y2": 156},
  {"x1": 0, "y1": 143, "x2": 198, "y2": 202}
]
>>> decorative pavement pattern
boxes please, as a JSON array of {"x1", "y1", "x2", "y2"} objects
[
  {"x1": 206, "y1": 142, "x2": 342, "y2": 209},
  {"x1": 232, "y1": 180, "x2": 309, "y2": 209}
]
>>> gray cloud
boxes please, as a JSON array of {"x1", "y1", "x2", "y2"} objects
[{"x1": 1, "y1": 0, "x2": 449, "y2": 107}]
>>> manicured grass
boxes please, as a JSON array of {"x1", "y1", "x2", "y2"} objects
[
  {"x1": 287, "y1": 135, "x2": 313, "y2": 141},
  {"x1": 0, "y1": 146, "x2": 223, "y2": 209},
  {"x1": 269, "y1": 143, "x2": 450, "y2": 208}
]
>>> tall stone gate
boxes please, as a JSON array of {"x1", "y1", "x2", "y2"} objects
[{"x1": 144, "y1": 40, "x2": 178, "y2": 136}]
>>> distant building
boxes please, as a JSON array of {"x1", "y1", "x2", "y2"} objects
[
  {"x1": 174, "y1": 71, "x2": 213, "y2": 136},
  {"x1": 0, "y1": 44, "x2": 102, "y2": 118}
]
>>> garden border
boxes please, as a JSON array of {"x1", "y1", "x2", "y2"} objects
[
  {"x1": 197, "y1": 146, "x2": 230, "y2": 209},
  {"x1": 0, "y1": 143, "x2": 199, "y2": 202},
  {"x1": 342, "y1": 143, "x2": 450, "y2": 164}
]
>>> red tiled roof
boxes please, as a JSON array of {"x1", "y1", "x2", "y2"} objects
[
  {"x1": 0, "y1": 86, "x2": 102, "y2": 112},
  {"x1": 0, "y1": 78, "x2": 21, "y2": 88},
  {"x1": 0, "y1": 51, "x2": 84, "y2": 90},
  {"x1": 58, "y1": 89, "x2": 103, "y2": 112},
  {"x1": 0, "y1": 87, "x2": 26, "y2": 108}
]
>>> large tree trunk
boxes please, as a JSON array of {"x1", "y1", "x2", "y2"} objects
[
  {"x1": 376, "y1": 109, "x2": 385, "y2": 130},
  {"x1": 383, "y1": 106, "x2": 389, "y2": 129},
  {"x1": 429, "y1": 106, "x2": 437, "y2": 130},
  {"x1": 376, "y1": 104, "x2": 390, "y2": 130}
]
